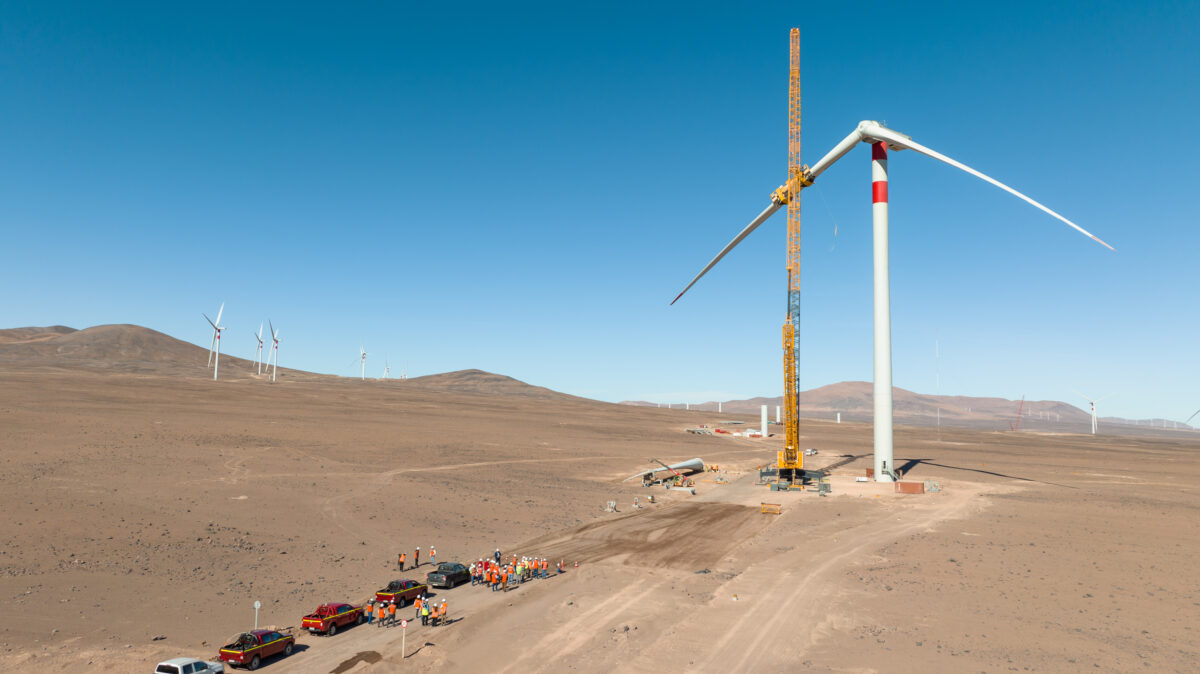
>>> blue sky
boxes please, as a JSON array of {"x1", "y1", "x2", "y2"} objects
[{"x1": 1, "y1": 1, "x2": 1196, "y2": 420}]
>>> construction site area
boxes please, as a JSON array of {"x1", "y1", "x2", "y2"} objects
[{"x1": 0, "y1": 326, "x2": 1197, "y2": 672}]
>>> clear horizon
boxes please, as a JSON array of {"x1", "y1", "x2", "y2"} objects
[{"x1": 2, "y1": 2, "x2": 1195, "y2": 420}]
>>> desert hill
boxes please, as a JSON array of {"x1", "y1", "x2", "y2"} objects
[
  {"x1": 409, "y1": 368, "x2": 584, "y2": 401},
  {"x1": 0, "y1": 324, "x2": 583, "y2": 401},
  {"x1": 0, "y1": 324, "x2": 274, "y2": 378}
]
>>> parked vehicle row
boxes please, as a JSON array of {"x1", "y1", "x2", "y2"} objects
[{"x1": 157, "y1": 563, "x2": 478, "y2": 670}]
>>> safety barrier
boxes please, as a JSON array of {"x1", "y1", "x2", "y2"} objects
[{"x1": 760, "y1": 502, "x2": 782, "y2": 515}]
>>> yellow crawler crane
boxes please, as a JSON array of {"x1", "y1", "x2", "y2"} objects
[{"x1": 672, "y1": 29, "x2": 810, "y2": 483}]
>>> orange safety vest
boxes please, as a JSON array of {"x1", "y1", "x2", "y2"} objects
[
  {"x1": 377, "y1": 605, "x2": 386, "y2": 618},
  {"x1": 400, "y1": 553, "x2": 406, "y2": 563},
  {"x1": 388, "y1": 603, "x2": 396, "y2": 616},
  {"x1": 501, "y1": 570, "x2": 508, "y2": 582}
]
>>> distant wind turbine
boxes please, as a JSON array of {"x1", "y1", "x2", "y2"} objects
[
  {"x1": 382, "y1": 356, "x2": 390, "y2": 380},
  {"x1": 359, "y1": 345, "x2": 368, "y2": 381},
  {"x1": 1074, "y1": 391, "x2": 1113, "y2": 434},
  {"x1": 254, "y1": 322, "x2": 264, "y2": 375},
  {"x1": 203, "y1": 302, "x2": 225, "y2": 381},
  {"x1": 267, "y1": 320, "x2": 280, "y2": 382}
]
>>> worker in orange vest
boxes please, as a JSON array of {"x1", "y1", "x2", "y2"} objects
[
  {"x1": 413, "y1": 595, "x2": 423, "y2": 621},
  {"x1": 430, "y1": 545, "x2": 437, "y2": 566},
  {"x1": 398, "y1": 552, "x2": 407, "y2": 571},
  {"x1": 500, "y1": 566, "x2": 509, "y2": 590},
  {"x1": 366, "y1": 598, "x2": 376, "y2": 624},
  {"x1": 440, "y1": 598, "x2": 448, "y2": 625},
  {"x1": 376, "y1": 601, "x2": 387, "y2": 627},
  {"x1": 414, "y1": 546, "x2": 420, "y2": 568},
  {"x1": 387, "y1": 600, "x2": 397, "y2": 626}
]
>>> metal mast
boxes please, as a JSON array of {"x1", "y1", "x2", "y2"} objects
[{"x1": 778, "y1": 28, "x2": 805, "y2": 480}]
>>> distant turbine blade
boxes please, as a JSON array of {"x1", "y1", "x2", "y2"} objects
[
  {"x1": 861, "y1": 123, "x2": 1115, "y2": 251},
  {"x1": 671, "y1": 201, "x2": 783, "y2": 305},
  {"x1": 1185, "y1": 408, "x2": 1200, "y2": 425},
  {"x1": 1094, "y1": 393, "x2": 1116, "y2": 403},
  {"x1": 258, "y1": 322, "x2": 263, "y2": 339},
  {"x1": 269, "y1": 319, "x2": 276, "y2": 339},
  {"x1": 203, "y1": 313, "x2": 218, "y2": 330},
  {"x1": 214, "y1": 302, "x2": 224, "y2": 326},
  {"x1": 1072, "y1": 390, "x2": 1092, "y2": 403}
]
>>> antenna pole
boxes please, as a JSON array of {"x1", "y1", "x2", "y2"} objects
[{"x1": 872, "y1": 141, "x2": 894, "y2": 481}]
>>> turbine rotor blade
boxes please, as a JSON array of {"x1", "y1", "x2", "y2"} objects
[
  {"x1": 1185, "y1": 408, "x2": 1200, "y2": 425},
  {"x1": 860, "y1": 123, "x2": 1115, "y2": 251},
  {"x1": 671, "y1": 201, "x2": 783, "y2": 305},
  {"x1": 269, "y1": 320, "x2": 275, "y2": 339},
  {"x1": 203, "y1": 313, "x2": 217, "y2": 330},
  {"x1": 214, "y1": 302, "x2": 224, "y2": 326}
]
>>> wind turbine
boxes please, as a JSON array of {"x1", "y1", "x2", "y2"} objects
[
  {"x1": 1073, "y1": 391, "x2": 1113, "y2": 434},
  {"x1": 253, "y1": 322, "x2": 264, "y2": 375},
  {"x1": 382, "y1": 356, "x2": 390, "y2": 380},
  {"x1": 359, "y1": 345, "x2": 368, "y2": 381},
  {"x1": 203, "y1": 303, "x2": 225, "y2": 381},
  {"x1": 671, "y1": 29, "x2": 1113, "y2": 483},
  {"x1": 267, "y1": 321, "x2": 280, "y2": 382},
  {"x1": 206, "y1": 302, "x2": 224, "y2": 367}
]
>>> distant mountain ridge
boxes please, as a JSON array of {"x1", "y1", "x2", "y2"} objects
[
  {"x1": 0, "y1": 325, "x2": 569, "y2": 399},
  {"x1": 621, "y1": 381, "x2": 1192, "y2": 434}
]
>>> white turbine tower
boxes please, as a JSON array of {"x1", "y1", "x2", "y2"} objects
[
  {"x1": 203, "y1": 303, "x2": 225, "y2": 381},
  {"x1": 673, "y1": 120, "x2": 1113, "y2": 482},
  {"x1": 382, "y1": 356, "x2": 390, "y2": 380},
  {"x1": 359, "y1": 345, "x2": 368, "y2": 381},
  {"x1": 267, "y1": 321, "x2": 280, "y2": 382},
  {"x1": 206, "y1": 302, "x2": 224, "y2": 367},
  {"x1": 1074, "y1": 391, "x2": 1113, "y2": 434},
  {"x1": 254, "y1": 322, "x2": 264, "y2": 375}
]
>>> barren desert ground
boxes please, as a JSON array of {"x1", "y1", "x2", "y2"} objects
[{"x1": 1, "y1": 333, "x2": 1198, "y2": 672}]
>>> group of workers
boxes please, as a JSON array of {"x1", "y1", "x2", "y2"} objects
[
  {"x1": 365, "y1": 594, "x2": 451, "y2": 628},
  {"x1": 469, "y1": 548, "x2": 565, "y2": 592},
  {"x1": 364, "y1": 545, "x2": 570, "y2": 635}
]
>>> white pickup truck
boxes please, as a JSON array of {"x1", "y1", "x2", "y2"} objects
[{"x1": 154, "y1": 657, "x2": 225, "y2": 674}]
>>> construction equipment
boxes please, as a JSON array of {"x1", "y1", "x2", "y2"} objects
[
  {"x1": 671, "y1": 29, "x2": 808, "y2": 485},
  {"x1": 671, "y1": 29, "x2": 1111, "y2": 486},
  {"x1": 761, "y1": 503, "x2": 782, "y2": 515}
]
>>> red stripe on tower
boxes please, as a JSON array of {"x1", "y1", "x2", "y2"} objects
[{"x1": 873, "y1": 182, "x2": 888, "y2": 203}]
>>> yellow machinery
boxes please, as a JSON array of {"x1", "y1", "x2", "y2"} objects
[{"x1": 775, "y1": 29, "x2": 807, "y2": 483}]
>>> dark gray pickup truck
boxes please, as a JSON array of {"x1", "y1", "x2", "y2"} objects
[{"x1": 426, "y1": 562, "x2": 470, "y2": 588}]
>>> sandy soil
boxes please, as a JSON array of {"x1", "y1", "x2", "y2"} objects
[{"x1": 1, "y1": 363, "x2": 1198, "y2": 673}]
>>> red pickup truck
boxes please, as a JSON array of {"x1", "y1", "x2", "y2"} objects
[
  {"x1": 301, "y1": 602, "x2": 364, "y2": 635},
  {"x1": 218, "y1": 629, "x2": 294, "y2": 670},
  {"x1": 375, "y1": 579, "x2": 426, "y2": 606}
]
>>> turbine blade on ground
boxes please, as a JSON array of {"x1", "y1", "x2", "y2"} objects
[
  {"x1": 671, "y1": 201, "x2": 783, "y2": 305},
  {"x1": 861, "y1": 123, "x2": 1114, "y2": 251}
]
